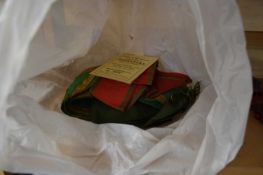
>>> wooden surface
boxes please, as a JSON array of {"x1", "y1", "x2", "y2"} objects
[
  {"x1": 237, "y1": 0, "x2": 263, "y2": 31},
  {"x1": 245, "y1": 31, "x2": 263, "y2": 78},
  {"x1": 237, "y1": 0, "x2": 263, "y2": 77},
  {"x1": 219, "y1": 114, "x2": 263, "y2": 175},
  {"x1": 246, "y1": 32, "x2": 263, "y2": 49},
  {"x1": 248, "y1": 48, "x2": 263, "y2": 78}
]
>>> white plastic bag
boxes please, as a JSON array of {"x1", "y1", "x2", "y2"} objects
[{"x1": 0, "y1": 0, "x2": 252, "y2": 175}]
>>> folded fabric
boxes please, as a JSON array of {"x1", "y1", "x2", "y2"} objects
[
  {"x1": 91, "y1": 63, "x2": 157, "y2": 111},
  {"x1": 61, "y1": 64, "x2": 200, "y2": 129}
]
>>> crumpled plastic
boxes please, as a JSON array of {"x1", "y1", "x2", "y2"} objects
[{"x1": 0, "y1": 0, "x2": 252, "y2": 175}]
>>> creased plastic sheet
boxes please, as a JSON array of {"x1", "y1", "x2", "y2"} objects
[{"x1": 0, "y1": 0, "x2": 252, "y2": 175}]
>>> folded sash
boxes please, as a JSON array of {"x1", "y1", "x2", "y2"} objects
[{"x1": 61, "y1": 64, "x2": 200, "y2": 129}]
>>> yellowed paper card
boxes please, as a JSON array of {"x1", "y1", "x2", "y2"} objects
[{"x1": 90, "y1": 53, "x2": 158, "y2": 84}]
